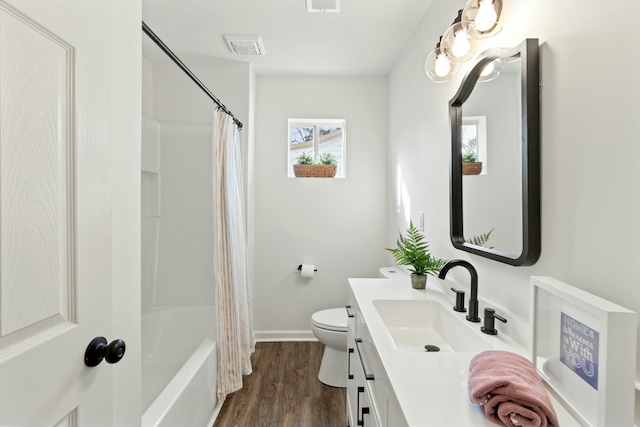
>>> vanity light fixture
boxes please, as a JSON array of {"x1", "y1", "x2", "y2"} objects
[
  {"x1": 425, "y1": 0, "x2": 504, "y2": 83},
  {"x1": 440, "y1": 10, "x2": 477, "y2": 64},
  {"x1": 462, "y1": 0, "x2": 503, "y2": 38},
  {"x1": 424, "y1": 38, "x2": 460, "y2": 83}
]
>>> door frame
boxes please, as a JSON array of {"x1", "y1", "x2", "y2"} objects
[{"x1": 108, "y1": 1, "x2": 142, "y2": 425}]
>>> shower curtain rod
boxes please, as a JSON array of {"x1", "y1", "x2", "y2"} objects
[{"x1": 142, "y1": 22, "x2": 243, "y2": 130}]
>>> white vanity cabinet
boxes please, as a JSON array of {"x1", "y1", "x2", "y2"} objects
[
  {"x1": 346, "y1": 291, "x2": 408, "y2": 427},
  {"x1": 346, "y1": 302, "x2": 358, "y2": 426},
  {"x1": 386, "y1": 391, "x2": 408, "y2": 427},
  {"x1": 346, "y1": 278, "x2": 586, "y2": 427}
]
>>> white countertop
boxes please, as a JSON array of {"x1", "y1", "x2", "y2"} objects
[{"x1": 349, "y1": 276, "x2": 581, "y2": 427}]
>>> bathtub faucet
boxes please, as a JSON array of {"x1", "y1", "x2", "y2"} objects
[{"x1": 438, "y1": 260, "x2": 481, "y2": 322}]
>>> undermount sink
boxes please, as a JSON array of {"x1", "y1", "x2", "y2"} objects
[{"x1": 372, "y1": 299, "x2": 493, "y2": 353}]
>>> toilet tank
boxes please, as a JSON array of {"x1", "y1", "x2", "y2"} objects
[{"x1": 378, "y1": 267, "x2": 408, "y2": 279}]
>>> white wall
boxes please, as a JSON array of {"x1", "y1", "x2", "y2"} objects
[
  {"x1": 253, "y1": 76, "x2": 388, "y2": 338},
  {"x1": 111, "y1": 2, "x2": 142, "y2": 423},
  {"x1": 154, "y1": 123, "x2": 215, "y2": 307},
  {"x1": 388, "y1": 0, "x2": 640, "y2": 418},
  {"x1": 141, "y1": 57, "x2": 161, "y2": 314},
  {"x1": 141, "y1": 48, "x2": 254, "y2": 312}
]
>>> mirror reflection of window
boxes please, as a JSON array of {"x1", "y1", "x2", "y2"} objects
[
  {"x1": 448, "y1": 39, "x2": 540, "y2": 266},
  {"x1": 462, "y1": 116, "x2": 487, "y2": 174}
]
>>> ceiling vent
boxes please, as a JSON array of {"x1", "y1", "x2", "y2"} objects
[
  {"x1": 306, "y1": 0, "x2": 340, "y2": 13},
  {"x1": 224, "y1": 35, "x2": 265, "y2": 56}
]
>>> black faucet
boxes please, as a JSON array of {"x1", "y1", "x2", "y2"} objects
[
  {"x1": 450, "y1": 287, "x2": 466, "y2": 313},
  {"x1": 438, "y1": 260, "x2": 480, "y2": 322},
  {"x1": 481, "y1": 308, "x2": 507, "y2": 335}
]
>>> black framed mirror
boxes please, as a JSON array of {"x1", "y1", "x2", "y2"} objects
[{"x1": 449, "y1": 38, "x2": 540, "y2": 266}]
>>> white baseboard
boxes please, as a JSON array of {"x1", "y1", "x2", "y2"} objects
[{"x1": 254, "y1": 330, "x2": 317, "y2": 342}]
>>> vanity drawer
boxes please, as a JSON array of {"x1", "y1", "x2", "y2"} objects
[{"x1": 355, "y1": 322, "x2": 388, "y2": 426}]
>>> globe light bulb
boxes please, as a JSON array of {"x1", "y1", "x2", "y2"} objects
[
  {"x1": 474, "y1": 0, "x2": 497, "y2": 32},
  {"x1": 451, "y1": 30, "x2": 471, "y2": 57},
  {"x1": 480, "y1": 61, "x2": 494, "y2": 76},
  {"x1": 477, "y1": 58, "x2": 504, "y2": 82},
  {"x1": 435, "y1": 53, "x2": 451, "y2": 77}
]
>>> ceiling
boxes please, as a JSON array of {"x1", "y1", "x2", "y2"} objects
[{"x1": 141, "y1": 0, "x2": 435, "y2": 76}]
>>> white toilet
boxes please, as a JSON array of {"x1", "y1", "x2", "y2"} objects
[
  {"x1": 311, "y1": 268, "x2": 407, "y2": 388},
  {"x1": 311, "y1": 308, "x2": 348, "y2": 387},
  {"x1": 378, "y1": 266, "x2": 409, "y2": 280}
]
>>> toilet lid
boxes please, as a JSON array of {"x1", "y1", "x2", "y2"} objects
[{"x1": 312, "y1": 308, "x2": 348, "y2": 332}]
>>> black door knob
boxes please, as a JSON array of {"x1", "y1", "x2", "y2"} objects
[{"x1": 85, "y1": 336, "x2": 126, "y2": 367}]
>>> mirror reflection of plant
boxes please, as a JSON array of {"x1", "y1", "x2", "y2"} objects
[
  {"x1": 465, "y1": 228, "x2": 494, "y2": 248},
  {"x1": 386, "y1": 221, "x2": 446, "y2": 276},
  {"x1": 462, "y1": 149, "x2": 478, "y2": 163}
]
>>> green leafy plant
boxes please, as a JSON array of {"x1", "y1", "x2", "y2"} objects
[
  {"x1": 318, "y1": 152, "x2": 337, "y2": 165},
  {"x1": 386, "y1": 221, "x2": 446, "y2": 276},
  {"x1": 296, "y1": 151, "x2": 338, "y2": 165},
  {"x1": 296, "y1": 152, "x2": 314, "y2": 165},
  {"x1": 462, "y1": 150, "x2": 478, "y2": 163},
  {"x1": 465, "y1": 228, "x2": 494, "y2": 248}
]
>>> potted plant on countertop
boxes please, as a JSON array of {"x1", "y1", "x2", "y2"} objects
[
  {"x1": 386, "y1": 221, "x2": 446, "y2": 290},
  {"x1": 462, "y1": 150, "x2": 482, "y2": 175},
  {"x1": 292, "y1": 151, "x2": 337, "y2": 178}
]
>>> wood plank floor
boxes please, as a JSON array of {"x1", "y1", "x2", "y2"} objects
[{"x1": 214, "y1": 341, "x2": 347, "y2": 427}]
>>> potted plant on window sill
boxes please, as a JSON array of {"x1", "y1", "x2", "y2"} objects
[
  {"x1": 462, "y1": 151, "x2": 482, "y2": 175},
  {"x1": 293, "y1": 152, "x2": 337, "y2": 178},
  {"x1": 386, "y1": 221, "x2": 446, "y2": 290}
]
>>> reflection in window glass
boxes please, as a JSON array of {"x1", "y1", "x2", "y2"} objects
[{"x1": 462, "y1": 124, "x2": 478, "y2": 157}]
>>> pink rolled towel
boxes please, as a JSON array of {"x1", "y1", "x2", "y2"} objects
[{"x1": 468, "y1": 350, "x2": 559, "y2": 427}]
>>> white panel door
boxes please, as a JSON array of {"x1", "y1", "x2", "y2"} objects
[{"x1": 0, "y1": 1, "x2": 140, "y2": 426}]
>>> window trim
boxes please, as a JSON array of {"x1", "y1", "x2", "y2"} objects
[{"x1": 288, "y1": 118, "x2": 346, "y2": 178}]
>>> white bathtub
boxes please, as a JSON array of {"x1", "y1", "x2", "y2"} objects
[{"x1": 142, "y1": 307, "x2": 218, "y2": 427}]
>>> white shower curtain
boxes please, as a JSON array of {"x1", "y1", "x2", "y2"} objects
[{"x1": 213, "y1": 109, "x2": 254, "y2": 402}]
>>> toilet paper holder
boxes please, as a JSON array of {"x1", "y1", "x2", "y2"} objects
[{"x1": 297, "y1": 264, "x2": 317, "y2": 272}]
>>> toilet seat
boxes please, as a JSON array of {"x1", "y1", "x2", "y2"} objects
[{"x1": 311, "y1": 308, "x2": 347, "y2": 332}]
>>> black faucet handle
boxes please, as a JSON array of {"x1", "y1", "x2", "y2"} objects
[
  {"x1": 481, "y1": 308, "x2": 507, "y2": 335},
  {"x1": 450, "y1": 287, "x2": 467, "y2": 313},
  {"x1": 493, "y1": 312, "x2": 507, "y2": 324}
]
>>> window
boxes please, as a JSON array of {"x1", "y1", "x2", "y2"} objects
[
  {"x1": 462, "y1": 116, "x2": 488, "y2": 174},
  {"x1": 288, "y1": 119, "x2": 346, "y2": 178}
]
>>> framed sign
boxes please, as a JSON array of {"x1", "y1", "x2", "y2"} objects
[{"x1": 531, "y1": 276, "x2": 636, "y2": 427}]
